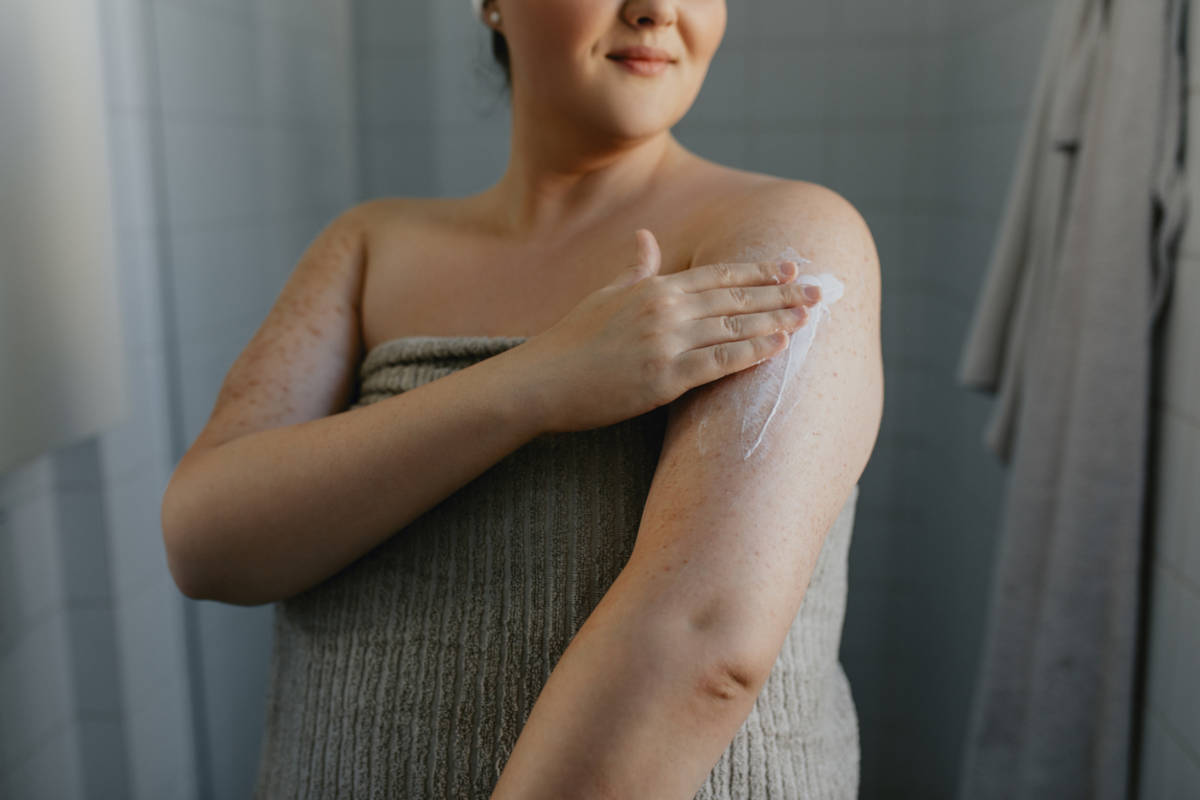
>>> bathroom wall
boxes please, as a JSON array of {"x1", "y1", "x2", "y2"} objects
[
  {"x1": 867, "y1": 0, "x2": 1057, "y2": 796},
  {"x1": 0, "y1": 0, "x2": 359, "y2": 798},
  {"x1": 141, "y1": 1, "x2": 359, "y2": 796},
  {"x1": 356, "y1": 0, "x2": 436, "y2": 197},
  {"x1": 1139, "y1": 1, "x2": 1200, "y2": 795}
]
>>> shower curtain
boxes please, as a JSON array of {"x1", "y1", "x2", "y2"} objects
[
  {"x1": 956, "y1": 0, "x2": 1189, "y2": 798},
  {"x1": 0, "y1": 0, "x2": 128, "y2": 473}
]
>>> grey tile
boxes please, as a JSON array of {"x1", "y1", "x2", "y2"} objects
[
  {"x1": 154, "y1": 3, "x2": 259, "y2": 119},
  {"x1": 0, "y1": 721, "x2": 82, "y2": 800},
  {"x1": 256, "y1": 26, "x2": 353, "y2": 125},
  {"x1": 749, "y1": 0, "x2": 833, "y2": 41},
  {"x1": 162, "y1": 119, "x2": 268, "y2": 228},
  {"x1": 105, "y1": 468, "x2": 172, "y2": 597},
  {"x1": 0, "y1": 612, "x2": 74, "y2": 770},
  {"x1": 912, "y1": 0, "x2": 953, "y2": 39},
  {"x1": 357, "y1": 0, "x2": 430, "y2": 48},
  {"x1": 673, "y1": 126, "x2": 750, "y2": 170},
  {"x1": 826, "y1": 123, "x2": 912, "y2": 210},
  {"x1": 360, "y1": 51, "x2": 435, "y2": 127},
  {"x1": 170, "y1": 223, "x2": 268, "y2": 341},
  {"x1": 434, "y1": 47, "x2": 511, "y2": 128},
  {"x1": 911, "y1": 46, "x2": 953, "y2": 122},
  {"x1": 125, "y1": 678, "x2": 195, "y2": 800},
  {"x1": 97, "y1": 351, "x2": 172, "y2": 491},
  {"x1": 0, "y1": 458, "x2": 53, "y2": 508},
  {"x1": 434, "y1": 127, "x2": 509, "y2": 197},
  {"x1": 688, "y1": 46, "x2": 749, "y2": 124},
  {"x1": 827, "y1": 43, "x2": 913, "y2": 123},
  {"x1": 745, "y1": 128, "x2": 826, "y2": 183},
  {"x1": 259, "y1": 0, "x2": 350, "y2": 42},
  {"x1": 361, "y1": 127, "x2": 438, "y2": 197},
  {"x1": 830, "y1": 0, "x2": 916, "y2": 39},
  {"x1": 50, "y1": 440, "x2": 105, "y2": 494},
  {"x1": 748, "y1": 46, "x2": 829, "y2": 124},
  {"x1": 261, "y1": 125, "x2": 356, "y2": 218},
  {"x1": 53, "y1": 487, "x2": 114, "y2": 605},
  {"x1": 721, "y1": 0, "x2": 750, "y2": 48},
  {"x1": 66, "y1": 606, "x2": 124, "y2": 716},
  {"x1": 0, "y1": 493, "x2": 62, "y2": 647},
  {"x1": 77, "y1": 717, "x2": 132, "y2": 799},
  {"x1": 116, "y1": 584, "x2": 187, "y2": 717}
]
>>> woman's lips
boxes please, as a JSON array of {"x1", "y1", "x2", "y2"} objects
[{"x1": 607, "y1": 56, "x2": 671, "y2": 76}]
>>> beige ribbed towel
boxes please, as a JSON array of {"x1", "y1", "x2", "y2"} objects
[{"x1": 252, "y1": 335, "x2": 862, "y2": 799}]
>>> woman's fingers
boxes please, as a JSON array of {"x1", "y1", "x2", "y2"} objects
[
  {"x1": 610, "y1": 228, "x2": 663, "y2": 288},
  {"x1": 668, "y1": 259, "x2": 797, "y2": 292},
  {"x1": 674, "y1": 330, "x2": 792, "y2": 385},
  {"x1": 688, "y1": 280, "x2": 821, "y2": 321},
  {"x1": 687, "y1": 305, "x2": 809, "y2": 349}
]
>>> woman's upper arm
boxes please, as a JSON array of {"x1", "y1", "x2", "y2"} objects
[
  {"x1": 177, "y1": 201, "x2": 378, "y2": 464},
  {"x1": 619, "y1": 181, "x2": 885, "y2": 679}
]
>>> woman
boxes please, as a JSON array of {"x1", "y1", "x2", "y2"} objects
[{"x1": 161, "y1": 1, "x2": 883, "y2": 797}]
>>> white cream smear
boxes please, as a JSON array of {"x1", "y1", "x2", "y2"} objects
[{"x1": 693, "y1": 245, "x2": 845, "y2": 461}]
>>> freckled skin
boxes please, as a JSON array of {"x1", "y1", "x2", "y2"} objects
[
  {"x1": 193, "y1": 211, "x2": 367, "y2": 452},
  {"x1": 689, "y1": 244, "x2": 847, "y2": 461}
]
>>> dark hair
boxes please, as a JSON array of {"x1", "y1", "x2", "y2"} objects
[{"x1": 489, "y1": 29, "x2": 512, "y2": 92}]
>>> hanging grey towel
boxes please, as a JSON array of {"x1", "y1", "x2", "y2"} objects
[{"x1": 956, "y1": 0, "x2": 1188, "y2": 798}]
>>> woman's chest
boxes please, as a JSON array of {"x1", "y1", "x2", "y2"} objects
[{"x1": 359, "y1": 208, "x2": 707, "y2": 350}]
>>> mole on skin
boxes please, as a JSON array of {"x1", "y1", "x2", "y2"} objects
[{"x1": 693, "y1": 245, "x2": 845, "y2": 461}]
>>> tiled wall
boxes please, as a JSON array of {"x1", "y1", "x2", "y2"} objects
[
  {"x1": 0, "y1": 0, "x2": 358, "y2": 797},
  {"x1": 1139, "y1": 1, "x2": 1200, "y2": 795},
  {"x1": 145, "y1": 0, "x2": 359, "y2": 796},
  {"x1": 355, "y1": 0, "x2": 436, "y2": 197},
  {"x1": 859, "y1": 1, "x2": 1057, "y2": 796}
]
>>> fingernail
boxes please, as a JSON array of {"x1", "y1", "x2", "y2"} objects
[
  {"x1": 803, "y1": 285, "x2": 821, "y2": 301},
  {"x1": 778, "y1": 260, "x2": 797, "y2": 280}
]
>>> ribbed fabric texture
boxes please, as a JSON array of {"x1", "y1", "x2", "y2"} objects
[{"x1": 252, "y1": 335, "x2": 861, "y2": 799}]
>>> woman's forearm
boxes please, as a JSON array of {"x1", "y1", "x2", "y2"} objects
[
  {"x1": 489, "y1": 567, "x2": 765, "y2": 800},
  {"x1": 162, "y1": 345, "x2": 548, "y2": 605}
]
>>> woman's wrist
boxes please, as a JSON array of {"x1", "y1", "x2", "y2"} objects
[{"x1": 481, "y1": 343, "x2": 561, "y2": 439}]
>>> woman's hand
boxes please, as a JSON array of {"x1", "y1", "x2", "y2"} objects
[{"x1": 514, "y1": 228, "x2": 823, "y2": 434}]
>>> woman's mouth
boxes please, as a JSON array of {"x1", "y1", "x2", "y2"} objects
[{"x1": 607, "y1": 56, "x2": 671, "y2": 76}]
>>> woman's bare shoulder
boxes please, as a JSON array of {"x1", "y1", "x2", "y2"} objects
[
  {"x1": 677, "y1": 169, "x2": 838, "y2": 266},
  {"x1": 356, "y1": 195, "x2": 458, "y2": 239}
]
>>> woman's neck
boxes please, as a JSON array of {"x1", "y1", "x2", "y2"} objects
[{"x1": 480, "y1": 131, "x2": 691, "y2": 244}]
